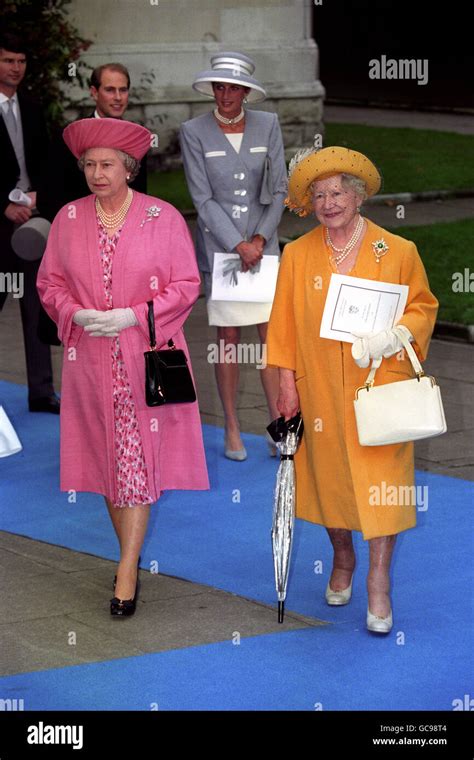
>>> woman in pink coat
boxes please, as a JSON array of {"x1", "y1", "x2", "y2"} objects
[{"x1": 37, "y1": 118, "x2": 209, "y2": 617}]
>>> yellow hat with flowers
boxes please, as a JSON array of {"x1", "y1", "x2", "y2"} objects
[{"x1": 285, "y1": 144, "x2": 382, "y2": 217}]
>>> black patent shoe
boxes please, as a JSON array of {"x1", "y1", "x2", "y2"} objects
[
  {"x1": 28, "y1": 395, "x2": 60, "y2": 414},
  {"x1": 110, "y1": 580, "x2": 140, "y2": 617}
]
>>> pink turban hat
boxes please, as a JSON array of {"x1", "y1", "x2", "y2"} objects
[{"x1": 63, "y1": 118, "x2": 150, "y2": 160}]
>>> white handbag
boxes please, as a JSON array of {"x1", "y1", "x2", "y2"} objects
[
  {"x1": 353, "y1": 327, "x2": 447, "y2": 446},
  {"x1": 0, "y1": 405, "x2": 23, "y2": 458}
]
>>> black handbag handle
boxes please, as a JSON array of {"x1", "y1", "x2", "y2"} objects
[
  {"x1": 147, "y1": 301, "x2": 175, "y2": 351},
  {"x1": 147, "y1": 301, "x2": 156, "y2": 349}
]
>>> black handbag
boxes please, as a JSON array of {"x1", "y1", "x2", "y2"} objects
[{"x1": 144, "y1": 301, "x2": 196, "y2": 406}]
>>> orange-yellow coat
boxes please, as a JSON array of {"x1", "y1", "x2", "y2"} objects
[{"x1": 267, "y1": 219, "x2": 438, "y2": 539}]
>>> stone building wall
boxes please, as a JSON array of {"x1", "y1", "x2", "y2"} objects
[{"x1": 65, "y1": 0, "x2": 325, "y2": 166}]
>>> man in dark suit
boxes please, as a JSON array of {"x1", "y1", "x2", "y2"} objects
[
  {"x1": 44, "y1": 62, "x2": 147, "y2": 219},
  {"x1": 0, "y1": 31, "x2": 59, "y2": 413}
]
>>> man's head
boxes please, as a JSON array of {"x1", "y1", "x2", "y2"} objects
[
  {"x1": 0, "y1": 32, "x2": 27, "y2": 96},
  {"x1": 90, "y1": 63, "x2": 130, "y2": 119}
]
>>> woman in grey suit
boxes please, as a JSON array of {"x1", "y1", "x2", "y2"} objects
[{"x1": 180, "y1": 52, "x2": 287, "y2": 460}]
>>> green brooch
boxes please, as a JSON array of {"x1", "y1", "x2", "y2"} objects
[{"x1": 372, "y1": 238, "x2": 389, "y2": 263}]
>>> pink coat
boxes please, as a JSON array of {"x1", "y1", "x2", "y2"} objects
[{"x1": 37, "y1": 191, "x2": 209, "y2": 502}]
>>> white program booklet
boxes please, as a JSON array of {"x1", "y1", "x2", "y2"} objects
[
  {"x1": 211, "y1": 252, "x2": 279, "y2": 303},
  {"x1": 320, "y1": 274, "x2": 409, "y2": 343}
]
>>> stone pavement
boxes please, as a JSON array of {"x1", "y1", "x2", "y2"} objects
[
  {"x1": 0, "y1": 107, "x2": 473, "y2": 678},
  {"x1": 0, "y1": 532, "x2": 320, "y2": 676},
  {"x1": 324, "y1": 104, "x2": 474, "y2": 135}
]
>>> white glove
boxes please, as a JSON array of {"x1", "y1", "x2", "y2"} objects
[
  {"x1": 84, "y1": 307, "x2": 138, "y2": 337},
  {"x1": 73, "y1": 309, "x2": 104, "y2": 327},
  {"x1": 351, "y1": 325, "x2": 413, "y2": 368}
]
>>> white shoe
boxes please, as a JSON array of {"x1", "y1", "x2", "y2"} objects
[
  {"x1": 325, "y1": 575, "x2": 353, "y2": 606},
  {"x1": 224, "y1": 445, "x2": 247, "y2": 461},
  {"x1": 224, "y1": 431, "x2": 247, "y2": 461},
  {"x1": 367, "y1": 607, "x2": 393, "y2": 634}
]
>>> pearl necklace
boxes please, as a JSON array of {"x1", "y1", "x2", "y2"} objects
[
  {"x1": 214, "y1": 107, "x2": 245, "y2": 125},
  {"x1": 95, "y1": 188, "x2": 133, "y2": 229},
  {"x1": 326, "y1": 216, "x2": 364, "y2": 265}
]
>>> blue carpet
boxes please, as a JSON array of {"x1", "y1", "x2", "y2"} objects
[
  {"x1": 1, "y1": 379, "x2": 473, "y2": 710},
  {"x1": 0, "y1": 619, "x2": 470, "y2": 711}
]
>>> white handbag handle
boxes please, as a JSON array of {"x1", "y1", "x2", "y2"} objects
[{"x1": 364, "y1": 326, "x2": 424, "y2": 387}]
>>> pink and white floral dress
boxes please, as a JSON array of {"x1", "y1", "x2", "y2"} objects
[{"x1": 98, "y1": 218, "x2": 153, "y2": 508}]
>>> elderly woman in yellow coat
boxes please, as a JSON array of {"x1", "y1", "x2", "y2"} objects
[{"x1": 267, "y1": 145, "x2": 438, "y2": 634}]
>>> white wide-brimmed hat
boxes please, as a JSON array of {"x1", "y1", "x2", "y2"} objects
[
  {"x1": 11, "y1": 216, "x2": 51, "y2": 261},
  {"x1": 192, "y1": 51, "x2": 266, "y2": 103}
]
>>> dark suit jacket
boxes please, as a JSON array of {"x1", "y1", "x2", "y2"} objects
[
  {"x1": 43, "y1": 112, "x2": 148, "y2": 219},
  {"x1": 0, "y1": 94, "x2": 50, "y2": 225},
  {"x1": 0, "y1": 93, "x2": 59, "y2": 342}
]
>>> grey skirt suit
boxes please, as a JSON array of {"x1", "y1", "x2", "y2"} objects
[{"x1": 179, "y1": 109, "x2": 287, "y2": 322}]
